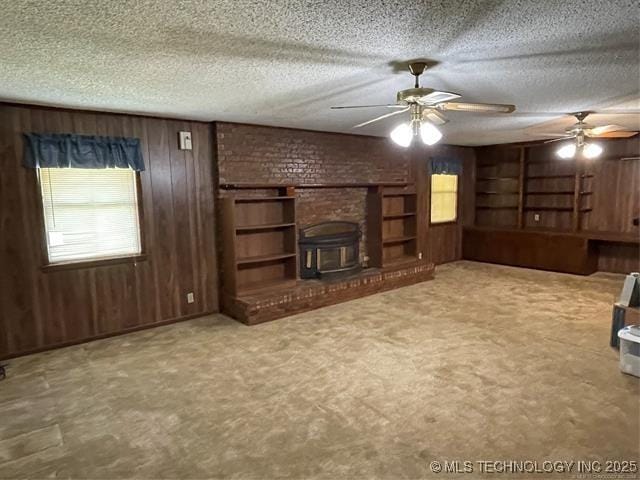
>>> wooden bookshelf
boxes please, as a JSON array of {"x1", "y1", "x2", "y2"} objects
[
  {"x1": 367, "y1": 185, "x2": 418, "y2": 267},
  {"x1": 475, "y1": 154, "x2": 522, "y2": 227},
  {"x1": 475, "y1": 146, "x2": 595, "y2": 230},
  {"x1": 221, "y1": 188, "x2": 298, "y2": 296}
]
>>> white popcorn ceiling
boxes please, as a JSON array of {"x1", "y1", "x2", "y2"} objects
[{"x1": 0, "y1": 0, "x2": 638, "y2": 146}]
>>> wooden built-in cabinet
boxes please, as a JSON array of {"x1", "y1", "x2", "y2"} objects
[
  {"x1": 467, "y1": 139, "x2": 640, "y2": 274},
  {"x1": 220, "y1": 188, "x2": 298, "y2": 295},
  {"x1": 475, "y1": 145, "x2": 594, "y2": 230},
  {"x1": 367, "y1": 185, "x2": 418, "y2": 267}
]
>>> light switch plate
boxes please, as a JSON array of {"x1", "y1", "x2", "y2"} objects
[
  {"x1": 187, "y1": 292, "x2": 194, "y2": 304},
  {"x1": 178, "y1": 131, "x2": 192, "y2": 150},
  {"x1": 534, "y1": 213, "x2": 540, "y2": 222}
]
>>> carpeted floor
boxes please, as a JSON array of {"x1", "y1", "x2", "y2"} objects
[{"x1": 1, "y1": 261, "x2": 638, "y2": 479}]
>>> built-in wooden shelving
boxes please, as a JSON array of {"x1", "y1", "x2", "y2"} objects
[
  {"x1": 475, "y1": 146, "x2": 596, "y2": 231},
  {"x1": 221, "y1": 187, "x2": 298, "y2": 297},
  {"x1": 221, "y1": 181, "x2": 422, "y2": 300},
  {"x1": 367, "y1": 185, "x2": 418, "y2": 267}
]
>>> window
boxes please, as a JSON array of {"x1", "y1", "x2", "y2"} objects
[
  {"x1": 430, "y1": 174, "x2": 458, "y2": 224},
  {"x1": 39, "y1": 168, "x2": 142, "y2": 264}
]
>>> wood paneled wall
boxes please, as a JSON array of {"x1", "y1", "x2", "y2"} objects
[
  {"x1": 0, "y1": 104, "x2": 218, "y2": 359},
  {"x1": 419, "y1": 146, "x2": 476, "y2": 265}
]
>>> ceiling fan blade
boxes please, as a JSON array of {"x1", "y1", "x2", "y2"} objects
[
  {"x1": 589, "y1": 131, "x2": 639, "y2": 138},
  {"x1": 418, "y1": 90, "x2": 461, "y2": 105},
  {"x1": 436, "y1": 102, "x2": 516, "y2": 113},
  {"x1": 527, "y1": 132, "x2": 572, "y2": 137},
  {"x1": 586, "y1": 124, "x2": 631, "y2": 135},
  {"x1": 544, "y1": 136, "x2": 576, "y2": 144},
  {"x1": 422, "y1": 109, "x2": 449, "y2": 125},
  {"x1": 331, "y1": 104, "x2": 406, "y2": 109},
  {"x1": 353, "y1": 107, "x2": 410, "y2": 128}
]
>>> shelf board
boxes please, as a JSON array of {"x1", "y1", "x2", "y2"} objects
[
  {"x1": 236, "y1": 222, "x2": 296, "y2": 232},
  {"x1": 383, "y1": 212, "x2": 417, "y2": 219},
  {"x1": 526, "y1": 174, "x2": 594, "y2": 180},
  {"x1": 384, "y1": 255, "x2": 419, "y2": 267},
  {"x1": 477, "y1": 176, "x2": 519, "y2": 181},
  {"x1": 234, "y1": 196, "x2": 295, "y2": 202},
  {"x1": 236, "y1": 252, "x2": 297, "y2": 265},
  {"x1": 476, "y1": 206, "x2": 518, "y2": 210},
  {"x1": 526, "y1": 174, "x2": 574, "y2": 179},
  {"x1": 383, "y1": 235, "x2": 416, "y2": 245},
  {"x1": 383, "y1": 192, "x2": 416, "y2": 197},
  {"x1": 580, "y1": 191, "x2": 593, "y2": 195},
  {"x1": 222, "y1": 182, "x2": 409, "y2": 189},
  {"x1": 477, "y1": 160, "x2": 520, "y2": 167},
  {"x1": 523, "y1": 207, "x2": 573, "y2": 211},
  {"x1": 237, "y1": 278, "x2": 298, "y2": 296},
  {"x1": 525, "y1": 191, "x2": 574, "y2": 195},
  {"x1": 476, "y1": 191, "x2": 519, "y2": 195}
]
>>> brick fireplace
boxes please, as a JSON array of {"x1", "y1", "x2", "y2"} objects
[{"x1": 215, "y1": 122, "x2": 435, "y2": 325}]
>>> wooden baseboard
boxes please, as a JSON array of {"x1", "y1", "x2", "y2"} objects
[{"x1": 0, "y1": 310, "x2": 218, "y2": 361}]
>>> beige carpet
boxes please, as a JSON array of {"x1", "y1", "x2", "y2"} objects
[{"x1": 1, "y1": 261, "x2": 638, "y2": 479}]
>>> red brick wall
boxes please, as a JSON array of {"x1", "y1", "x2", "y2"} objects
[{"x1": 215, "y1": 122, "x2": 412, "y2": 185}]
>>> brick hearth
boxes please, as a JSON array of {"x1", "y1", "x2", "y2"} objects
[{"x1": 222, "y1": 262, "x2": 435, "y2": 325}]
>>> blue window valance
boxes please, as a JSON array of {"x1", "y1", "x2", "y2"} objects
[
  {"x1": 430, "y1": 156, "x2": 462, "y2": 176},
  {"x1": 23, "y1": 133, "x2": 145, "y2": 171}
]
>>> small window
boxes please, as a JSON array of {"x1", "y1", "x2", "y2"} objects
[
  {"x1": 430, "y1": 174, "x2": 458, "y2": 224},
  {"x1": 38, "y1": 168, "x2": 142, "y2": 264}
]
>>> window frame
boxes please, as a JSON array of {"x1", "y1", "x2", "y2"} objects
[
  {"x1": 35, "y1": 168, "x2": 147, "y2": 272},
  {"x1": 429, "y1": 173, "x2": 459, "y2": 226}
]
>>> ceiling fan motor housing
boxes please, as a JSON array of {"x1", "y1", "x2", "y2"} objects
[{"x1": 397, "y1": 88, "x2": 435, "y2": 104}]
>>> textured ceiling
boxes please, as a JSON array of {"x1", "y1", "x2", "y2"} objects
[{"x1": 1, "y1": 0, "x2": 639, "y2": 146}]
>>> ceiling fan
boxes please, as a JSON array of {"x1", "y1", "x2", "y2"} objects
[
  {"x1": 536, "y1": 111, "x2": 639, "y2": 159},
  {"x1": 331, "y1": 61, "x2": 516, "y2": 147}
]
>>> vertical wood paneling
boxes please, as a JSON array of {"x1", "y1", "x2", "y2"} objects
[{"x1": 0, "y1": 104, "x2": 218, "y2": 359}]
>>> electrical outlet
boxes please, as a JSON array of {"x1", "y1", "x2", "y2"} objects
[
  {"x1": 418, "y1": 252, "x2": 423, "y2": 260},
  {"x1": 187, "y1": 292, "x2": 194, "y2": 304},
  {"x1": 534, "y1": 213, "x2": 540, "y2": 222}
]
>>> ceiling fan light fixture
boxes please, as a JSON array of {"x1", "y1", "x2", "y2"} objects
[
  {"x1": 390, "y1": 122, "x2": 413, "y2": 147},
  {"x1": 420, "y1": 121, "x2": 442, "y2": 146},
  {"x1": 556, "y1": 143, "x2": 576, "y2": 159},
  {"x1": 583, "y1": 142, "x2": 603, "y2": 159}
]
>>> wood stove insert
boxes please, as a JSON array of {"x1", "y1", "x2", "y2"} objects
[{"x1": 299, "y1": 221, "x2": 361, "y2": 279}]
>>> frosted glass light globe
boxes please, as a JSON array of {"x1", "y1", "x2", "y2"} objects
[
  {"x1": 390, "y1": 123, "x2": 413, "y2": 147},
  {"x1": 583, "y1": 143, "x2": 603, "y2": 159},
  {"x1": 556, "y1": 143, "x2": 576, "y2": 159},
  {"x1": 420, "y1": 122, "x2": 443, "y2": 146}
]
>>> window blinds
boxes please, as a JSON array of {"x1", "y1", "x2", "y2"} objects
[
  {"x1": 430, "y1": 174, "x2": 458, "y2": 224},
  {"x1": 39, "y1": 168, "x2": 142, "y2": 263}
]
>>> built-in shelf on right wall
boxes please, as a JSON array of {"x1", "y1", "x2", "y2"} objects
[{"x1": 367, "y1": 185, "x2": 418, "y2": 267}]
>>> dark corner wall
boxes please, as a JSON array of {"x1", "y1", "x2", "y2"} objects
[
  {"x1": 0, "y1": 104, "x2": 218, "y2": 359},
  {"x1": 0, "y1": 104, "x2": 475, "y2": 359}
]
